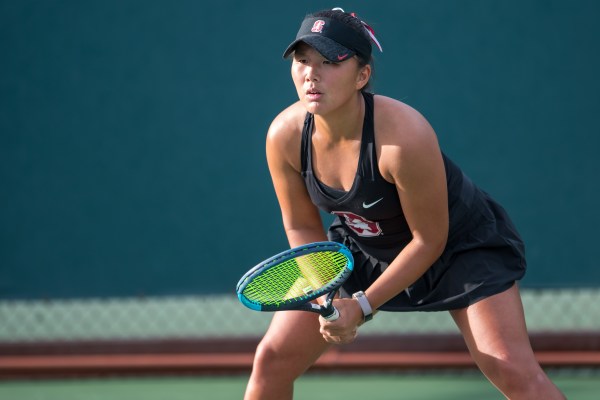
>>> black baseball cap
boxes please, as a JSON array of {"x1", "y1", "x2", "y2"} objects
[{"x1": 283, "y1": 16, "x2": 372, "y2": 62}]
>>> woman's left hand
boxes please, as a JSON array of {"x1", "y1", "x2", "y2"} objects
[{"x1": 318, "y1": 298, "x2": 364, "y2": 344}]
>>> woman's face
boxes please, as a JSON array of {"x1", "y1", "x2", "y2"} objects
[{"x1": 291, "y1": 43, "x2": 370, "y2": 116}]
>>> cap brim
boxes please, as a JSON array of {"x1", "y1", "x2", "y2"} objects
[{"x1": 283, "y1": 35, "x2": 355, "y2": 62}]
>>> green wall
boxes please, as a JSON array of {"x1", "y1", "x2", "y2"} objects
[{"x1": 1, "y1": 0, "x2": 599, "y2": 299}]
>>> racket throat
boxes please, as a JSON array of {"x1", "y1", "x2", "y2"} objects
[
  {"x1": 308, "y1": 302, "x2": 324, "y2": 313},
  {"x1": 319, "y1": 291, "x2": 339, "y2": 321}
]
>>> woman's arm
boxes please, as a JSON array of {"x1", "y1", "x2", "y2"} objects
[
  {"x1": 320, "y1": 98, "x2": 450, "y2": 344},
  {"x1": 365, "y1": 97, "x2": 449, "y2": 309},
  {"x1": 266, "y1": 107, "x2": 328, "y2": 247}
]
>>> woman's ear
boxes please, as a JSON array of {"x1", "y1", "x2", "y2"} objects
[{"x1": 356, "y1": 64, "x2": 372, "y2": 90}]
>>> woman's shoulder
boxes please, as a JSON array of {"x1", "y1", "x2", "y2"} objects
[
  {"x1": 373, "y1": 95, "x2": 432, "y2": 132},
  {"x1": 372, "y1": 94, "x2": 442, "y2": 181},
  {"x1": 265, "y1": 101, "x2": 307, "y2": 169},
  {"x1": 267, "y1": 101, "x2": 307, "y2": 142},
  {"x1": 372, "y1": 94, "x2": 437, "y2": 146}
]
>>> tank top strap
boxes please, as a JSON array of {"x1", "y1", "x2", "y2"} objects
[
  {"x1": 300, "y1": 111, "x2": 314, "y2": 174},
  {"x1": 358, "y1": 91, "x2": 377, "y2": 181}
]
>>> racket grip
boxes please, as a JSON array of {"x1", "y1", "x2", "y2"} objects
[{"x1": 321, "y1": 306, "x2": 340, "y2": 321}]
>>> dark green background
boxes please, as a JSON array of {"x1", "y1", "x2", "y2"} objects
[{"x1": 1, "y1": 1, "x2": 599, "y2": 299}]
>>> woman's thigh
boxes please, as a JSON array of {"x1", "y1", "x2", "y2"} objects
[
  {"x1": 449, "y1": 284, "x2": 569, "y2": 400},
  {"x1": 449, "y1": 284, "x2": 539, "y2": 372}
]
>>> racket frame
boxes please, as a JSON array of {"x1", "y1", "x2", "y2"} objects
[{"x1": 236, "y1": 241, "x2": 354, "y2": 317}]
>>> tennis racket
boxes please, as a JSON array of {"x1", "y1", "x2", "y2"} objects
[{"x1": 236, "y1": 241, "x2": 354, "y2": 321}]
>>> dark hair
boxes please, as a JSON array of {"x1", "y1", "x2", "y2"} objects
[{"x1": 310, "y1": 9, "x2": 375, "y2": 92}]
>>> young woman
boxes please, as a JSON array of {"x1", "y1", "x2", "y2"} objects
[{"x1": 244, "y1": 8, "x2": 565, "y2": 400}]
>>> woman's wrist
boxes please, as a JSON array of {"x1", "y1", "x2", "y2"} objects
[{"x1": 352, "y1": 291, "x2": 374, "y2": 323}]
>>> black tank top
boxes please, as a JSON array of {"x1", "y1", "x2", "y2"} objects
[{"x1": 301, "y1": 92, "x2": 480, "y2": 251}]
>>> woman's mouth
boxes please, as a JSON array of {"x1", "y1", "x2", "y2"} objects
[{"x1": 306, "y1": 89, "x2": 322, "y2": 101}]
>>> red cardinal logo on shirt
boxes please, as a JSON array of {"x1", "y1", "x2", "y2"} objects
[{"x1": 332, "y1": 211, "x2": 382, "y2": 237}]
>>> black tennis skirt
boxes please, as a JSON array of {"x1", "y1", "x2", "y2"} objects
[{"x1": 329, "y1": 192, "x2": 527, "y2": 312}]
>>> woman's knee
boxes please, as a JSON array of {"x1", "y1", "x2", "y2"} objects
[
  {"x1": 478, "y1": 351, "x2": 550, "y2": 396},
  {"x1": 252, "y1": 339, "x2": 285, "y2": 374},
  {"x1": 251, "y1": 337, "x2": 313, "y2": 381}
]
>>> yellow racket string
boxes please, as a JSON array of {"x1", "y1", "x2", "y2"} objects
[{"x1": 241, "y1": 251, "x2": 348, "y2": 306}]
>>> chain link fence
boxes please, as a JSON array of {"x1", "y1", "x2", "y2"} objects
[{"x1": 2, "y1": 289, "x2": 599, "y2": 343}]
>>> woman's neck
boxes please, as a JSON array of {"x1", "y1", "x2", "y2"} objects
[{"x1": 313, "y1": 92, "x2": 365, "y2": 143}]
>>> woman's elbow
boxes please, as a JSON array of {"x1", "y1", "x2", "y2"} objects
[{"x1": 414, "y1": 230, "x2": 447, "y2": 260}]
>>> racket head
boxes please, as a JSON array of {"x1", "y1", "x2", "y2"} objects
[{"x1": 236, "y1": 241, "x2": 354, "y2": 313}]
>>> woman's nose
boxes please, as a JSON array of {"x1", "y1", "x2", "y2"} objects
[{"x1": 305, "y1": 66, "x2": 319, "y2": 82}]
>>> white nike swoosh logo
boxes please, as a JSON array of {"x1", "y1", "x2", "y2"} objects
[{"x1": 362, "y1": 198, "x2": 384, "y2": 209}]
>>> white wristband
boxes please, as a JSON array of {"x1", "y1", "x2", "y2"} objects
[{"x1": 352, "y1": 291, "x2": 373, "y2": 322}]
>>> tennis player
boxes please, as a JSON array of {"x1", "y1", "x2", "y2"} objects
[{"x1": 245, "y1": 8, "x2": 565, "y2": 399}]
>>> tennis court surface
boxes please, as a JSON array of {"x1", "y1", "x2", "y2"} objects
[{"x1": 1, "y1": 373, "x2": 599, "y2": 400}]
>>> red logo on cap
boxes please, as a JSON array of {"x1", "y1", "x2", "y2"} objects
[{"x1": 311, "y1": 20, "x2": 325, "y2": 33}]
